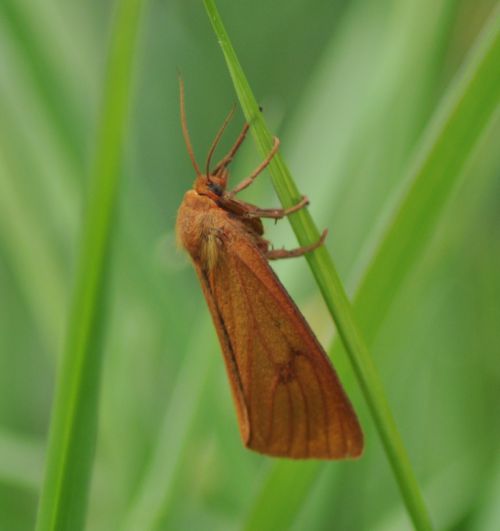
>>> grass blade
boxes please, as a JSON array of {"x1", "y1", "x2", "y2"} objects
[
  {"x1": 203, "y1": 1, "x2": 433, "y2": 529},
  {"x1": 0, "y1": 145, "x2": 66, "y2": 355},
  {"x1": 244, "y1": 5, "x2": 500, "y2": 530},
  {"x1": 35, "y1": 0, "x2": 147, "y2": 529},
  {"x1": 121, "y1": 318, "x2": 216, "y2": 531},
  {"x1": 0, "y1": 0, "x2": 86, "y2": 171},
  {"x1": 0, "y1": 429, "x2": 44, "y2": 492},
  {"x1": 347, "y1": 6, "x2": 500, "y2": 343}
]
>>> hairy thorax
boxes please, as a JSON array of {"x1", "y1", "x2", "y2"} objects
[{"x1": 176, "y1": 190, "x2": 230, "y2": 271}]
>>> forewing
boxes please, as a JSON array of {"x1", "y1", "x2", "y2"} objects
[{"x1": 196, "y1": 225, "x2": 363, "y2": 459}]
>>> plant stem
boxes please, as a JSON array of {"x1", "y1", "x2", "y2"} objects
[
  {"x1": 203, "y1": 1, "x2": 434, "y2": 529},
  {"x1": 35, "y1": 0, "x2": 146, "y2": 529}
]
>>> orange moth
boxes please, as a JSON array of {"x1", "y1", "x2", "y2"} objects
[{"x1": 176, "y1": 79, "x2": 363, "y2": 459}]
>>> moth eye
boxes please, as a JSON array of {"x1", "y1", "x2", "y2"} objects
[{"x1": 208, "y1": 182, "x2": 224, "y2": 196}]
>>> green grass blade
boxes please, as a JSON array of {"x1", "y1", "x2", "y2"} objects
[
  {"x1": 0, "y1": 0, "x2": 86, "y2": 171},
  {"x1": 121, "y1": 318, "x2": 216, "y2": 531},
  {"x1": 244, "y1": 6, "x2": 500, "y2": 530},
  {"x1": 0, "y1": 429, "x2": 44, "y2": 492},
  {"x1": 348, "y1": 6, "x2": 500, "y2": 343},
  {"x1": 247, "y1": 461, "x2": 323, "y2": 531},
  {"x1": 203, "y1": 1, "x2": 433, "y2": 530},
  {"x1": 0, "y1": 146, "x2": 66, "y2": 356},
  {"x1": 471, "y1": 455, "x2": 500, "y2": 531},
  {"x1": 34, "y1": 0, "x2": 147, "y2": 529}
]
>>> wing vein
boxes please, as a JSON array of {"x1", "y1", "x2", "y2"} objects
[
  {"x1": 295, "y1": 377, "x2": 310, "y2": 457},
  {"x1": 266, "y1": 377, "x2": 281, "y2": 446},
  {"x1": 285, "y1": 384, "x2": 293, "y2": 455},
  {"x1": 303, "y1": 355, "x2": 332, "y2": 455},
  {"x1": 233, "y1": 260, "x2": 280, "y2": 366}
]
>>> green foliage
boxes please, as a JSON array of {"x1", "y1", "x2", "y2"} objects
[{"x1": 0, "y1": 1, "x2": 498, "y2": 530}]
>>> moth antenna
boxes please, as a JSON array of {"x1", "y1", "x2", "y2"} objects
[
  {"x1": 179, "y1": 76, "x2": 202, "y2": 177},
  {"x1": 205, "y1": 104, "x2": 236, "y2": 179}
]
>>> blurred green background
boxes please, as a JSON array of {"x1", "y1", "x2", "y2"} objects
[{"x1": 0, "y1": 0, "x2": 499, "y2": 530}]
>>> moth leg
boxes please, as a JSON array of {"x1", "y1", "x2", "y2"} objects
[
  {"x1": 214, "y1": 106, "x2": 263, "y2": 174},
  {"x1": 229, "y1": 137, "x2": 280, "y2": 195},
  {"x1": 244, "y1": 195, "x2": 309, "y2": 219},
  {"x1": 213, "y1": 122, "x2": 250, "y2": 175},
  {"x1": 266, "y1": 229, "x2": 328, "y2": 260}
]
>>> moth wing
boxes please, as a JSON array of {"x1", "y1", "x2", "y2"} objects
[{"x1": 196, "y1": 223, "x2": 363, "y2": 459}]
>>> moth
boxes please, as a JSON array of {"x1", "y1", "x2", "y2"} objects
[{"x1": 176, "y1": 79, "x2": 363, "y2": 459}]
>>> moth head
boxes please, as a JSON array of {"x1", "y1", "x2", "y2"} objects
[{"x1": 194, "y1": 173, "x2": 227, "y2": 199}]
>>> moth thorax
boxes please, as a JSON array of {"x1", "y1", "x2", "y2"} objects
[{"x1": 200, "y1": 230, "x2": 222, "y2": 271}]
